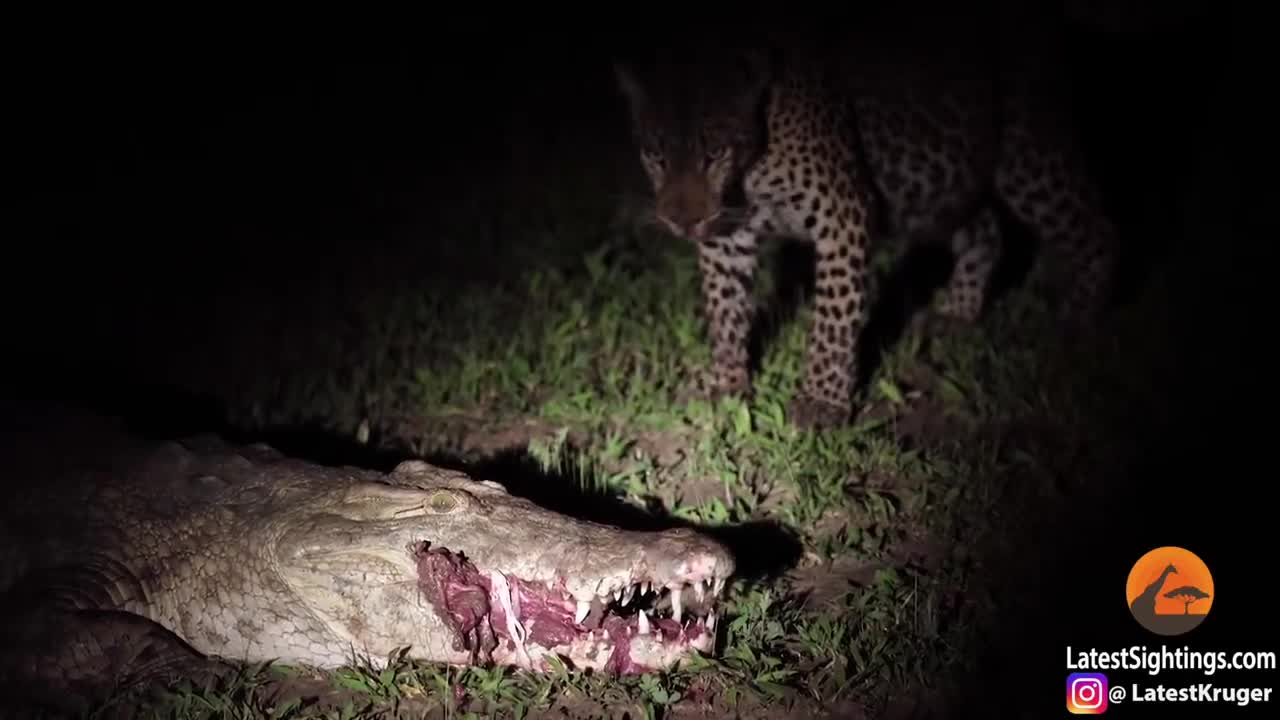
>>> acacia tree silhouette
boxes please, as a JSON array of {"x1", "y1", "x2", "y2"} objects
[{"x1": 1164, "y1": 585, "x2": 1210, "y2": 615}]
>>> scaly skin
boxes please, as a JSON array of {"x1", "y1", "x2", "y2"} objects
[{"x1": 0, "y1": 409, "x2": 734, "y2": 711}]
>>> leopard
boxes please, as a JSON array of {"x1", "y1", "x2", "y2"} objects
[{"x1": 612, "y1": 11, "x2": 1118, "y2": 430}]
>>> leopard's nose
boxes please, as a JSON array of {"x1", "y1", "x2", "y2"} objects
[
  {"x1": 657, "y1": 208, "x2": 715, "y2": 240},
  {"x1": 687, "y1": 209, "x2": 725, "y2": 240},
  {"x1": 657, "y1": 213, "x2": 703, "y2": 240},
  {"x1": 656, "y1": 185, "x2": 717, "y2": 240}
]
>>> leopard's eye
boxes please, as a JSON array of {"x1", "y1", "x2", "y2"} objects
[{"x1": 702, "y1": 145, "x2": 729, "y2": 169}]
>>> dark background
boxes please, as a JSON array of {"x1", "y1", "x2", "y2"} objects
[{"x1": 3, "y1": 2, "x2": 1267, "y2": 717}]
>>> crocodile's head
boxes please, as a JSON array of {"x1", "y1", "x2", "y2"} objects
[{"x1": 275, "y1": 460, "x2": 735, "y2": 674}]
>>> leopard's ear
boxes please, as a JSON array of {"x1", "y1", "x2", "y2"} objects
[
  {"x1": 612, "y1": 61, "x2": 647, "y2": 109},
  {"x1": 732, "y1": 48, "x2": 774, "y2": 112},
  {"x1": 737, "y1": 48, "x2": 775, "y2": 86}
]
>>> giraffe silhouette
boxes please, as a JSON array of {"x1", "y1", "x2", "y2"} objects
[{"x1": 1130, "y1": 563, "x2": 1177, "y2": 622}]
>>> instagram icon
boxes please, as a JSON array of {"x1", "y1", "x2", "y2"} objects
[{"x1": 1067, "y1": 672, "x2": 1108, "y2": 714}]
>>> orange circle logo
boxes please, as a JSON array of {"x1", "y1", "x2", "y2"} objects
[{"x1": 1126, "y1": 546, "x2": 1213, "y2": 635}]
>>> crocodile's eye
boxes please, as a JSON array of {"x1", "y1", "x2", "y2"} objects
[{"x1": 425, "y1": 490, "x2": 464, "y2": 515}]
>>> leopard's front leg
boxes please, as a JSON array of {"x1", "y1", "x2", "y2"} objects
[
  {"x1": 694, "y1": 208, "x2": 770, "y2": 403},
  {"x1": 790, "y1": 192, "x2": 873, "y2": 430}
]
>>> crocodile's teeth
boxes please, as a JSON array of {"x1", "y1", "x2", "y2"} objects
[
  {"x1": 575, "y1": 600, "x2": 590, "y2": 625},
  {"x1": 638, "y1": 609, "x2": 650, "y2": 635},
  {"x1": 642, "y1": 581, "x2": 651, "y2": 596},
  {"x1": 707, "y1": 611, "x2": 717, "y2": 635},
  {"x1": 713, "y1": 577, "x2": 725, "y2": 596},
  {"x1": 671, "y1": 585, "x2": 683, "y2": 623},
  {"x1": 694, "y1": 581, "x2": 705, "y2": 604},
  {"x1": 613, "y1": 587, "x2": 622, "y2": 603},
  {"x1": 622, "y1": 584, "x2": 635, "y2": 606}
]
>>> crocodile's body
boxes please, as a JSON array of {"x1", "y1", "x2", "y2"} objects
[{"x1": 0, "y1": 408, "x2": 733, "y2": 710}]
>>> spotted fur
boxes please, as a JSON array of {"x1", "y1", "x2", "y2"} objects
[{"x1": 614, "y1": 24, "x2": 1116, "y2": 430}]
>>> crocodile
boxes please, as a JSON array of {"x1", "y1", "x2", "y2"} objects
[{"x1": 0, "y1": 407, "x2": 734, "y2": 710}]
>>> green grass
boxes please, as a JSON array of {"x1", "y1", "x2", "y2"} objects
[{"x1": 85, "y1": 173, "x2": 1173, "y2": 719}]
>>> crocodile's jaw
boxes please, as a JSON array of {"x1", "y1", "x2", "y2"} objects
[
  {"x1": 276, "y1": 527, "x2": 732, "y2": 674},
  {"x1": 412, "y1": 542, "x2": 727, "y2": 674},
  {"x1": 487, "y1": 614, "x2": 718, "y2": 673}
]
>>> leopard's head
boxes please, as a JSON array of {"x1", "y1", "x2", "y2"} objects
[{"x1": 613, "y1": 52, "x2": 771, "y2": 241}]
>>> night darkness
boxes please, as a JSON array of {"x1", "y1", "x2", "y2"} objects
[{"x1": 2, "y1": 3, "x2": 1267, "y2": 718}]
